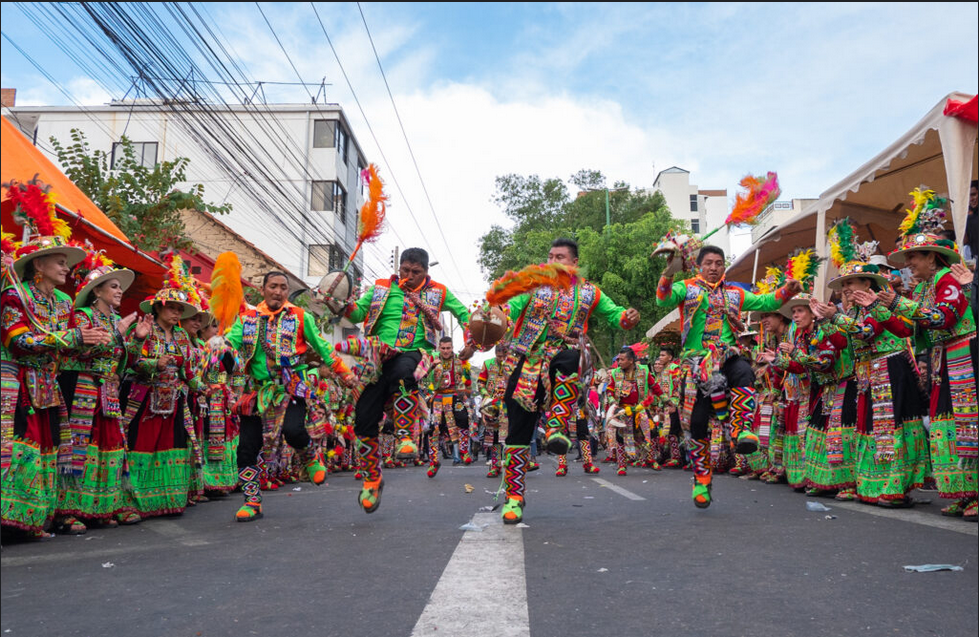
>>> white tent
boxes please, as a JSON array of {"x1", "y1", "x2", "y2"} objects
[{"x1": 727, "y1": 91, "x2": 978, "y2": 293}]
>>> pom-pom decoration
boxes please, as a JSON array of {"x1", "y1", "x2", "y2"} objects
[
  {"x1": 485, "y1": 263, "x2": 577, "y2": 306},
  {"x1": 726, "y1": 172, "x2": 780, "y2": 226}
]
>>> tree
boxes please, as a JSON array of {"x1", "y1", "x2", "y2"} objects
[
  {"x1": 50, "y1": 129, "x2": 231, "y2": 253},
  {"x1": 478, "y1": 169, "x2": 685, "y2": 362}
]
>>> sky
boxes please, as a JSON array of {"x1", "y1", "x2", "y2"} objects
[{"x1": 2, "y1": 2, "x2": 978, "y2": 324}]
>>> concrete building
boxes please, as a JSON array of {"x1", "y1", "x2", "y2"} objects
[
  {"x1": 3, "y1": 100, "x2": 367, "y2": 290},
  {"x1": 750, "y1": 198, "x2": 818, "y2": 245},
  {"x1": 650, "y1": 167, "x2": 730, "y2": 256}
]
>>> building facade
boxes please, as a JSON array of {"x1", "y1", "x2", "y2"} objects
[
  {"x1": 650, "y1": 166, "x2": 730, "y2": 257},
  {"x1": 4, "y1": 101, "x2": 367, "y2": 290}
]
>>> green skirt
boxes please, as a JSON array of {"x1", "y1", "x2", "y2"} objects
[
  {"x1": 930, "y1": 414, "x2": 979, "y2": 499},
  {"x1": 58, "y1": 446, "x2": 136, "y2": 520},
  {"x1": 128, "y1": 448, "x2": 191, "y2": 517},
  {"x1": 1, "y1": 438, "x2": 58, "y2": 533},
  {"x1": 203, "y1": 436, "x2": 239, "y2": 493},
  {"x1": 855, "y1": 420, "x2": 930, "y2": 503}
]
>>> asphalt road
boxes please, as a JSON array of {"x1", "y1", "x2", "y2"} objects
[{"x1": 2, "y1": 458, "x2": 976, "y2": 637}]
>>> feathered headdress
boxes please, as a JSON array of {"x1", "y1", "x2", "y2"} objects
[
  {"x1": 485, "y1": 263, "x2": 577, "y2": 306},
  {"x1": 627, "y1": 342, "x2": 649, "y2": 359},
  {"x1": 726, "y1": 172, "x2": 780, "y2": 226},
  {"x1": 828, "y1": 217, "x2": 857, "y2": 268},
  {"x1": 784, "y1": 249, "x2": 822, "y2": 292},
  {"x1": 1, "y1": 231, "x2": 20, "y2": 257},
  {"x1": 898, "y1": 187, "x2": 948, "y2": 237},
  {"x1": 754, "y1": 266, "x2": 785, "y2": 295},
  {"x1": 3, "y1": 177, "x2": 71, "y2": 241},
  {"x1": 209, "y1": 252, "x2": 244, "y2": 333},
  {"x1": 72, "y1": 248, "x2": 113, "y2": 285}
]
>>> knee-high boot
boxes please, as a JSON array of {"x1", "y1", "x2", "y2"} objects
[
  {"x1": 393, "y1": 390, "x2": 420, "y2": 459},
  {"x1": 543, "y1": 373, "x2": 579, "y2": 455},
  {"x1": 502, "y1": 445, "x2": 529, "y2": 524},
  {"x1": 729, "y1": 386, "x2": 759, "y2": 454},
  {"x1": 357, "y1": 437, "x2": 383, "y2": 513},
  {"x1": 235, "y1": 464, "x2": 263, "y2": 522},
  {"x1": 687, "y1": 437, "x2": 713, "y2": 509},
  {"x1": 581, "y1": 436, "x2": 599, "y2": 473}
]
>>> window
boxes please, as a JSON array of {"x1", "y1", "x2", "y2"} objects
[
  {"x1": 335, "y1": 123, "x2": 349, "y2": 165},
  {"x1": 111, "y1": 141, "x2": 158, "y2": 169},
  {"x1": 313, "y1": 120, "x2": 336, "y2": 148},
  {"x1": 689, "y1": 194, "x2": 698, "y2": 212},
  {"x1": 358, "y1": 159, "x2": 368, "y2": 195},
  {"x1": 311, "y1": 180, "x2": 347, "y2": 219},
  {"x1": 307, "y1": 244, "x2": 345, "y2": 277},
  {"x1": 311, "y1": 181, "x2": 330, "y2": 211},
  {"x1": 690, "y1": 219, "x2": 700, "y2": 234},
  {"x1": 334, "y1": 182, "x2": 347, "y2": 224}
]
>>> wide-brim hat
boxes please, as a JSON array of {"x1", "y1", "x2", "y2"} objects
[
  {"x1": 139, "y1": 287, "x2": 199, "y2": 319},
  {"x1": 888, "y1": 233, "x2": 961, "y2": 266},
  {"x1": 827, "y1": 261, "x2": 890, "y2": 290},
  {"x1": 74, "y1": 265, "x2": 135, "y2": 308},
  {"x1": 779, "y1": 293, "x2": 816, "y2": 319},
  {"x1": 13, "y1": 236, "x2": 86, "y2": 279}
]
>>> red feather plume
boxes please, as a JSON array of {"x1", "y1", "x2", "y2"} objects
[
  {"x1": 486, "y1": 263, "x2": 577, "y2": 306},
  {"x1": 726, "y1": 172, "x2": 780, "y2": 226}
]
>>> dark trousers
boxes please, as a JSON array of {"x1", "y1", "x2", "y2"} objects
[
  {"x1": 504, "y1": 348, "x2": 579, "y2": 446},
  {"x1": 237, "y1": 398, "x2": 310, "y2": 468},
  {"x1": 354, "y1": 351, "x2": 421, "y2": 438},
  {"x1": 688, "y1": 355, "x2": 755, "y2": 440}
]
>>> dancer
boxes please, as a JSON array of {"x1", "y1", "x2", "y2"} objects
[
  {"x1": 425, "y1": 336, "x2": 473, "y2": 470},
  {"x1": 344, "y1": 248, "x2": 471, "y2": 513},
  {"x1": 225, "y1": 271, "x2": 353, "y2": 522},
  {"x1": 654, "y1": 243, "x2": 800, "y2": 508},
  {"x1": 478, "y1": 343, "x2": 509, "y2": 478},
  {"x1": 492, "y1": 238, "x2": 640, "y2": 524},
  {"x1": 605, "y1": 345, "x2": 664, "y2": 476}
]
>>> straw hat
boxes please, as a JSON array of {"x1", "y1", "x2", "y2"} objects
[{"x1": 73, "y1": 263, "x2": 134, "y2": 308}]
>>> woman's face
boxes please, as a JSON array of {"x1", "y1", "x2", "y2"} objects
[
  {"x1": 94, "y1": 278, "x2": 125, "y2": 309},
  {"x1": 200, "y1": 323, "x2": 219, "y2": 341},
  {"x1": 181, "y1": 313, "x2": 203, "y2": 335},
  {"x1": 841, "y1": 277, "x2": 871, "y2": 302},
  {"x1": 905, "y1": 251, "x2": 935, "y2": 280},
  {"x1": 156, "y1": 302, "x2": 184, "y2": 329},
  {"x1": 33, "y1": 253, "x2": 71, "y2": 286}
]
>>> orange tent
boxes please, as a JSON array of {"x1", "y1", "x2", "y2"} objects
[{"x1": 1, "y1": 115, "x2": 167, "y2": 312}]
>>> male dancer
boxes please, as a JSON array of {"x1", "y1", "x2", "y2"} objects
[
  {"x1": 425, "y1": 336, "x2": 473, "y2": 472},
  {"x1": 227, "y1": 272, "x2": 354, "y2": 522},
  {"x1": 497, "y1": 238, "x2": 640, "y2": 524},
  {"x1": 655, "y1": 244, "x2": 800, "y2": 508},
  {"x1": 345, "y1": 248, "x2": 471, "y2": 513},
  {"x1": 606, "y1": 346, "x2": 665, "y2": 476},
  {"x1": 478, "y1": 343, "x2": 509, "y2": 478}
]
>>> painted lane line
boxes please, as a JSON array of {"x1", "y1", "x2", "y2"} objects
[
  {"x1": 591, "y1": 477, "x2": 646, "y2": 501},
  {"x1": 831, "y1": 501, "x2": 978, "y2": 537},
  {"x1": 410, "y1": 512, "x2": 530, "y2": 637}
]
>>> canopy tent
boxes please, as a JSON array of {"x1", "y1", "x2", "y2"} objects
[
  {"x1": 645, "y1": 308, "x2": 680, "y2": 340},
  {"x1": 727, "y1": 91, "x2": 978, "y2": 294},
  {"x1": 1, "y1": 115, "x2": 167, "y2": 313}
]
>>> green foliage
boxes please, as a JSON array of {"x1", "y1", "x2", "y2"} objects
[
  {"x1": 50, "y1": 129, "x2": 231, "y2": 253},
  {"x1": 478, "y1": 169, "x2": 685, "y2": 361}
]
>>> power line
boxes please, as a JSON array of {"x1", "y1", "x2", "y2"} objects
[{"x1": 355, "y1": 2, "x2": 468, "y2": 290}]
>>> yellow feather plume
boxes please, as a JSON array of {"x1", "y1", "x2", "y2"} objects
[{"x1": 790, "y1": 249, "x2": 812, "y2": 282}]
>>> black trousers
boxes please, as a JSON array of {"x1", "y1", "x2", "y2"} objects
[
  {"x1": 504, "y1": 348, "x2": 579, "y2": 446},
  {"x1": 354, "y1": 351, "x2": 422, "y2": 438},
  {"x1": 237, "y1": 398, "x2": 310, "y2": 468},
  {"x1": 688, "y1": 355, "x2": 755, "y2": 440},
  {"x1": 438, "y1": 395, "x2": 470, "y2": 435}
]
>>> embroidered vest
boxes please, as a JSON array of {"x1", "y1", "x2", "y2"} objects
[
  {"x1": 238, "y1": 305, "x2": 305, "y2": 374},
  {"x1": 480, "y1": 359, "x2": 503, "y2": 396},
  {"x1": 433, "y1": 357, "x2": 468, "y2": 393},
  {"x1": 511, "y1": 281, "x2": 598, "y2": 356},
  {"x1": 2, "y1": 284, "x2": 74, "y2": 370},
  {"x1": 363, "y1": 277, "x2": 448, "y2": 349},
  {"x1": 679, "y1": 280, "x2": 744, "y2": 348},
  {"x1": 610, "y1": 364, "x2": 650, "y2": 404}
]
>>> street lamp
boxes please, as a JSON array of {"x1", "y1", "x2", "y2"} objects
[{"x1": 583, "y1": 186, "x2": 629, "y2": 231}]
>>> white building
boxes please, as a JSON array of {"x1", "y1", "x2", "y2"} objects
[
  {"x1": 649, "y1": 166, "x2": 730, "y2": 257},
  {"x1": 4, "y1": 100, "x2": 367, "y2": 290}
]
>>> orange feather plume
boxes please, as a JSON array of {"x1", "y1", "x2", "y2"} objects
[
  {"x1": 486, "y1": 263, "x2": 578, "y2": 306},
  {"x1": 358, "y1": 164, "x2": 388, "y2": 245},
  {"x1": 209, "y1": 252, "x2": 244, "y2": 333}
]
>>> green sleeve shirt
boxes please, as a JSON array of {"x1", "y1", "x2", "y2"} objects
[{"x1": 349, "y1": 282, "x2": 470, "y2": 352}]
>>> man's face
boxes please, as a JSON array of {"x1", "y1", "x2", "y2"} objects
[
  {"x1": 263, "y1": 275, "x2": 289, "y2": 310},
  {"x1": 617, "y1": 352, "x2": 634, "y2": 371},
  {"x1": 656, "y1": 350, "x2": 672, "y2": 366},
  {"x1": 653, "y1": 361, "x2": 663, "y2": 373},
  {"x1": 399, "y1": 260, "x2": 428, "y2": 289},
  {"x1": 495, "y1": 346, "x2": 507, "y2": 362},
  {"x1": 547, "y1": 246, "x2": 578, "y2": 268},
  {"x1": 439, "y1": 341, "x2": 454, "y2": 360},
  {"x1": 970, "y1": 185, "x2": 977, "y2": 209},
  {"x1": 792, "y1": 305, "x2": 813, "y2": 329},
  {"x1": 698, "y1": 252, "x2": 725, "y2": 284}
]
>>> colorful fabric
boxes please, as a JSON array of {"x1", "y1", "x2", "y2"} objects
[
  {"x1": 0, "y1": 437, "x2": 58, "y2": 532},
  {"x1": 503, "y1": 445, "x2": 529, "y2": 499},
  {"x1": 358, "y1": 437, "x2": 381, "y2": 481},
  {"x1": 687, "y1": 437, "x2": 711, "y2": 477},
  {"x1": 945, "y1": 337, "x2": 978, "y2": 460},
  {"x1": 545, "y1": 372, "x2": 579, "y2": 437},
  {"x1": 203, "y1": 437, "x2": 239, "y2": 493},
  {"x1": 126, "y1": 448, "x2": 191, "y2": 517},
  {"x1": 728, "y1": 386, "x2": 755, "y2": 439},
  {"x1": 239, "y1": 464, "x2": 262, "y2": 504}
]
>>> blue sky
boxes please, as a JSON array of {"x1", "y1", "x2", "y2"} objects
[{"x1": 2, "y1": 2, "x2": 977, "y2": 299}]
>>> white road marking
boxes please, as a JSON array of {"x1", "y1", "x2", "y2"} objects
[
  {"x1": 591, "y1": 477, "x2": 646, "y2": 501},
  {"x1": 831, "y1": 501, "x2": 978, "y2": 537},
  {"x1": 410, "y1": 512, "x2": 530, "y2": 637}
]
